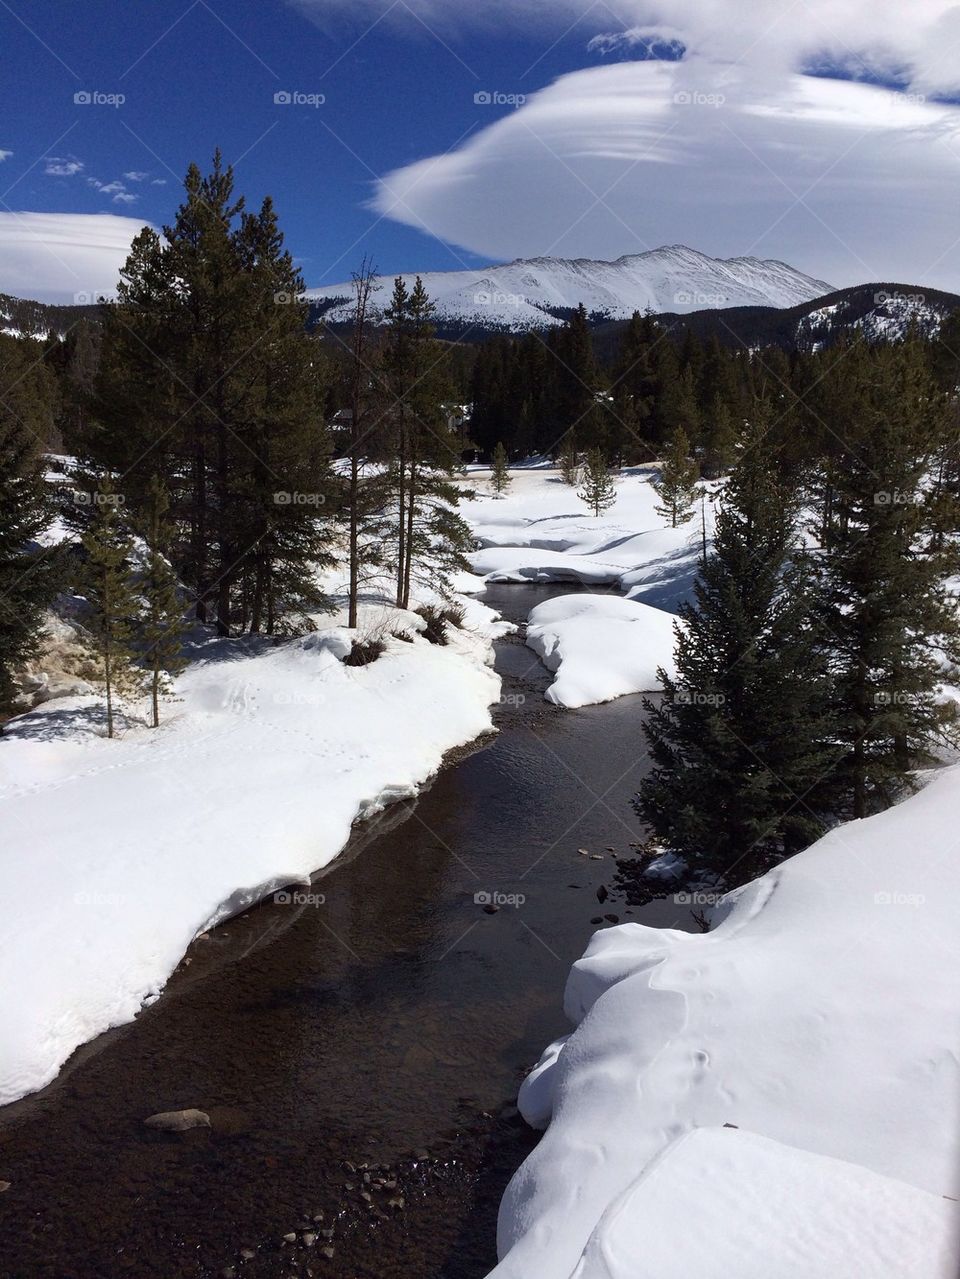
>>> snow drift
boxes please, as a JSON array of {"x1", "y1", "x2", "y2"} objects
[{"x1": 490, "y1": 763, "x2": 960, "y2": 1278}]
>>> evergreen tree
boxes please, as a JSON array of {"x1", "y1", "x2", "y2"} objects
[
  {"x1": 701, "y1": 395, "x2": 738, "y2": 479},
  {"x1": 654, "y1": 428, "x2": 699, "y2": 526},
  {"x1": 490, "y1": 442, "x2": 511, "y2": 495},
  {"x1": 812, "y1": 339, "x2": 960, "y2": 818},
  {"x1": 578, "y1": 447, "x2": 617, "y2": 517},
  {"x1": 141, "y1": 478, "x2": 187, "y2": 728},
  {"x1": 0, "y1": 337, "x2": 60, "y2": 710},
  {"x1": 80, "y1": 477, "x2": 144, "y2": 738},
  {"x1": 558, "y1": 434, "x2": 581, "y2": 485},
  {"x1": 638, "y1": 423, "x2": 839, "y2": 882}
]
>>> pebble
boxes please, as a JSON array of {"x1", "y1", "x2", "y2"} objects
[
  {"x1": 388, "y1": 1196, "x2": 405, "y2": 1211},
  {"x1": 240, "y1": 1248, "x2": 256, "y2": 1260},
  {"x1": 321, "y1": 1246, "x2": 335, "y2": 1260},
  {"x1": 143, "y1": 1108, "x2": 210, "y2": 1132},
  {"x1": 590, "y1": 916, "x2": 603, "y2": 924},
  {"x1": 604, "y1": 913, "x2": 620, "y2": 924},
  {"x1": 482, "y1": 903, "x2": 499, "y2": 914},
  {"x1": 0, "y1": 1182, "x2": 9, "y2": 1193},
  {"x1": 589, "y1": 854, "x2": 603, "y2": 860},
  {"x1": 596, "y1": 885, "x2": 608, "y2": 903},
  {"x1": 312, "y1": 1213, "x2": 324, "y2": 1223},
  {"x1": 360, "y1": 1190, "x2": 372, "y2": 1203},
  {"x1": 320, "y1": 1228, "x2": 334, "y2": 1239},
  {"x1": 283, "y1": 1232, "x2": 297, "y2": 1244},
  {"x1": 302, "y1": 1233, "x2": 317, "y2": 1247},
  {"x1": 221, "y1": 1268, "x2": 236, "y2": 1278},
  {"x1": 577, "y1": 848, "x2": 590, "y2": 856}
]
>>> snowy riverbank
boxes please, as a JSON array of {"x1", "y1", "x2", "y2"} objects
[
  {"x1": 490, "y1": 763, "x2": 960, "y2": 1278},
  {"x1": 461, "y1": 463, "x2": 705, "y2": 706},
  {"x1": 0, "y1": 593, "x2": 506, "y2": 1106}
]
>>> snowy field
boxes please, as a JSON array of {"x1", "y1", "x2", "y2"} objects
[
  {"x1": 0, "y1": 589, "x2": 506, "y2": 1106},
  {"x1": 461, "y1": 463, "x2": 706, "y2": 706},
  {"x1": 491, "y1": 762, "x2": 960, "y2": 1277}
]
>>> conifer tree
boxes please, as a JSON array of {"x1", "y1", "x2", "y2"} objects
[
  {"x1": 80, "y1": 477, "x2": 144, "y2": 738},
  {"x1": 558, "y1": 435, "x2": 580, "y2": 485},
  {"x1": 702, "y1": 395, "x2": 738, "y2": 479},
  {"x1": 638, "y1": 422, "x2": 839, "y2": 882},
  {"x1": 0, "y1": 336, "x2": 60, "y2": 710},
  {"x1": 141, "y1": 478, "x2": 186, "y2": 728},
  {"x1": 578, "y1": 447, "x2": 616, "y2": 517},
  {"x1": 654, "y1": 427, "x2": 699, "y2": 526},
  {"x1": 812, "y1": 339, "x2": 960, "y2": 818},
  {"x1": 490, "y1": 442, "x2": 511, "y2": 495}
]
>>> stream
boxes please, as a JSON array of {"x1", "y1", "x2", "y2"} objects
[{"x1": 0, "y1": 583, "x2": 698, "y2": 1279}]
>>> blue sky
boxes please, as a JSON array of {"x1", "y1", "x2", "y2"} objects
[
  {"x1": 0, "y1": 0, "x2": 608, "y2": 288},
  {"x1": 2, "y1": 0, "x2": 960, "y2": 301}
]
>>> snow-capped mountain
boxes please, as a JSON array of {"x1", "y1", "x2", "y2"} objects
[{"x1": 305, "y1": 245, "x2": 833, "y2": 331}]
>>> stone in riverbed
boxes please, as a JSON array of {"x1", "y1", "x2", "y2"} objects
[
  {"x1": 282, "y1": 1232, "x2": 297, "y2": 1243},
  {"x1": 321, "y1": 1245, "x2": 335, "y2": 1260},
  {"x1": 302, "y1": 1233, "x2": 317, "y2": 1247},
  {"x1": 144, "y1": 1108, "x2": 211, "y2": 1132},
  {"x1": 0, "y1": 1182, "x2": 10, "y2": 1193}
]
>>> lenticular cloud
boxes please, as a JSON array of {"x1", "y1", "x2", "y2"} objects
[{"x1": 370, "y1": 61, "x2": 960, "y2": 291}]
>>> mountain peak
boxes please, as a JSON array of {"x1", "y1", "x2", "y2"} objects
[{"x1": 305, "y1": 247, "x2": 834, "y2": 332}]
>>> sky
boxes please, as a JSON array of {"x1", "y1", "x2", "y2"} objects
[{"x1": 2, "y1": 0, "x2": 960, "y2": 302}]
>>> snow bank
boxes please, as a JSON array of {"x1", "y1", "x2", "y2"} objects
[
  {"x1": 491, "y1": 764, "x2": 960, "y2": 1278},
  {"x1": 525, "y1": 594, "x2": 680, "y2": 707},
  {"x1": 0, "y1": 613, "x2": 502, "y2": 1106},
  {"x1": 462, "y1": 465, "x2": 709, "y2": 610},
  {"x1": 569, "y1": 1127, "x2": 959, "y2": 1279}
]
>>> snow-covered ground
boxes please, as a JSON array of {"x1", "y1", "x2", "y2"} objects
[
  {"x1": 461, "y1": 464, "x2": 706, "y2": 706},
  {"x1": 0, "y1": 591, "x2": 507, "y2": 1106},
  {"x1": 490, "y1": 762, "x2": 960, "y2": 1278}
]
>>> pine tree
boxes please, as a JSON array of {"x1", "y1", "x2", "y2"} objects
[
  {"x1": 0, "y1": 336, "x2": 60, "y2": 710},
  {"x1": 490, "y1": 442, "x2": 511, "y2": 495},
  {"x1": 80, "y1": 477, "x2": 144, "y2": 738},
  {"x1": 813, "y1": 339, "x2": 960, "y2": 818},
  {"x1": 654, "y1": 428, "x2": 699, "y2": 526},
  {"x1": 578, "y1": 448, "x2": 616, "y2": 517},
  {"x1": 638, "y1": 422, "x2": 840, "y2": 883},
  {"x1": 701, "y1": 395, "x2": 738, "y2": 479},
  {"x1": 141, "y1": 478, "x2": 187, "y2": 728},
  {"x1": 558, "y1": 434, "x2": 580, "y2": 485}
]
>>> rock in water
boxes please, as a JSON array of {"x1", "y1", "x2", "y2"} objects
[
  {"x1": 144, "y1": 1108, "x2": 211, "y2": 1132},
  {"x1": 596, "y1": 885, "x2": 608, "y2": 903}
]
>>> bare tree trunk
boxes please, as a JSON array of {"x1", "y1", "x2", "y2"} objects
[{"x1": 348, "y1": 260, "x2": 378, "y2": 629}]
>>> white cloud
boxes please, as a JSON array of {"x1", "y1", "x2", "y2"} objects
[
  {"x1": 0, "y1": 150, "x2": 12, "y2": 163},
  {"x1": 123, "y1": 170, "x2": 149, "y2": 182},
  {"x1": 44, "y1": 157, "x2": 84, "y2": 177},
  {"x1": 112, "y1": 192, "x2": 137, "y2": 204},
  {"x1": 291, "y1": 0, "x2": 960, "y2": 96},
  {"x1": 370, "y1": 61, "x2": 960, "y2": 290},
  {"x1": 0, "y1": 212, "x2": 151, "y2": 302}
]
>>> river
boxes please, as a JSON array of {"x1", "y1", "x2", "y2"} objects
[{"x1": 0, "y1": 583, "x2": 697, "y2": 1279}]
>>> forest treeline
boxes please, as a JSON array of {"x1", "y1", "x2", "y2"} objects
[{"x1": 1, "y1": 155, "x2": 959, "y2": 888}]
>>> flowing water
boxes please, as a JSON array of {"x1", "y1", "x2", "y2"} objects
[{"x1": 0, "y1": 584, "x2": 697, "y2": 1279}]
